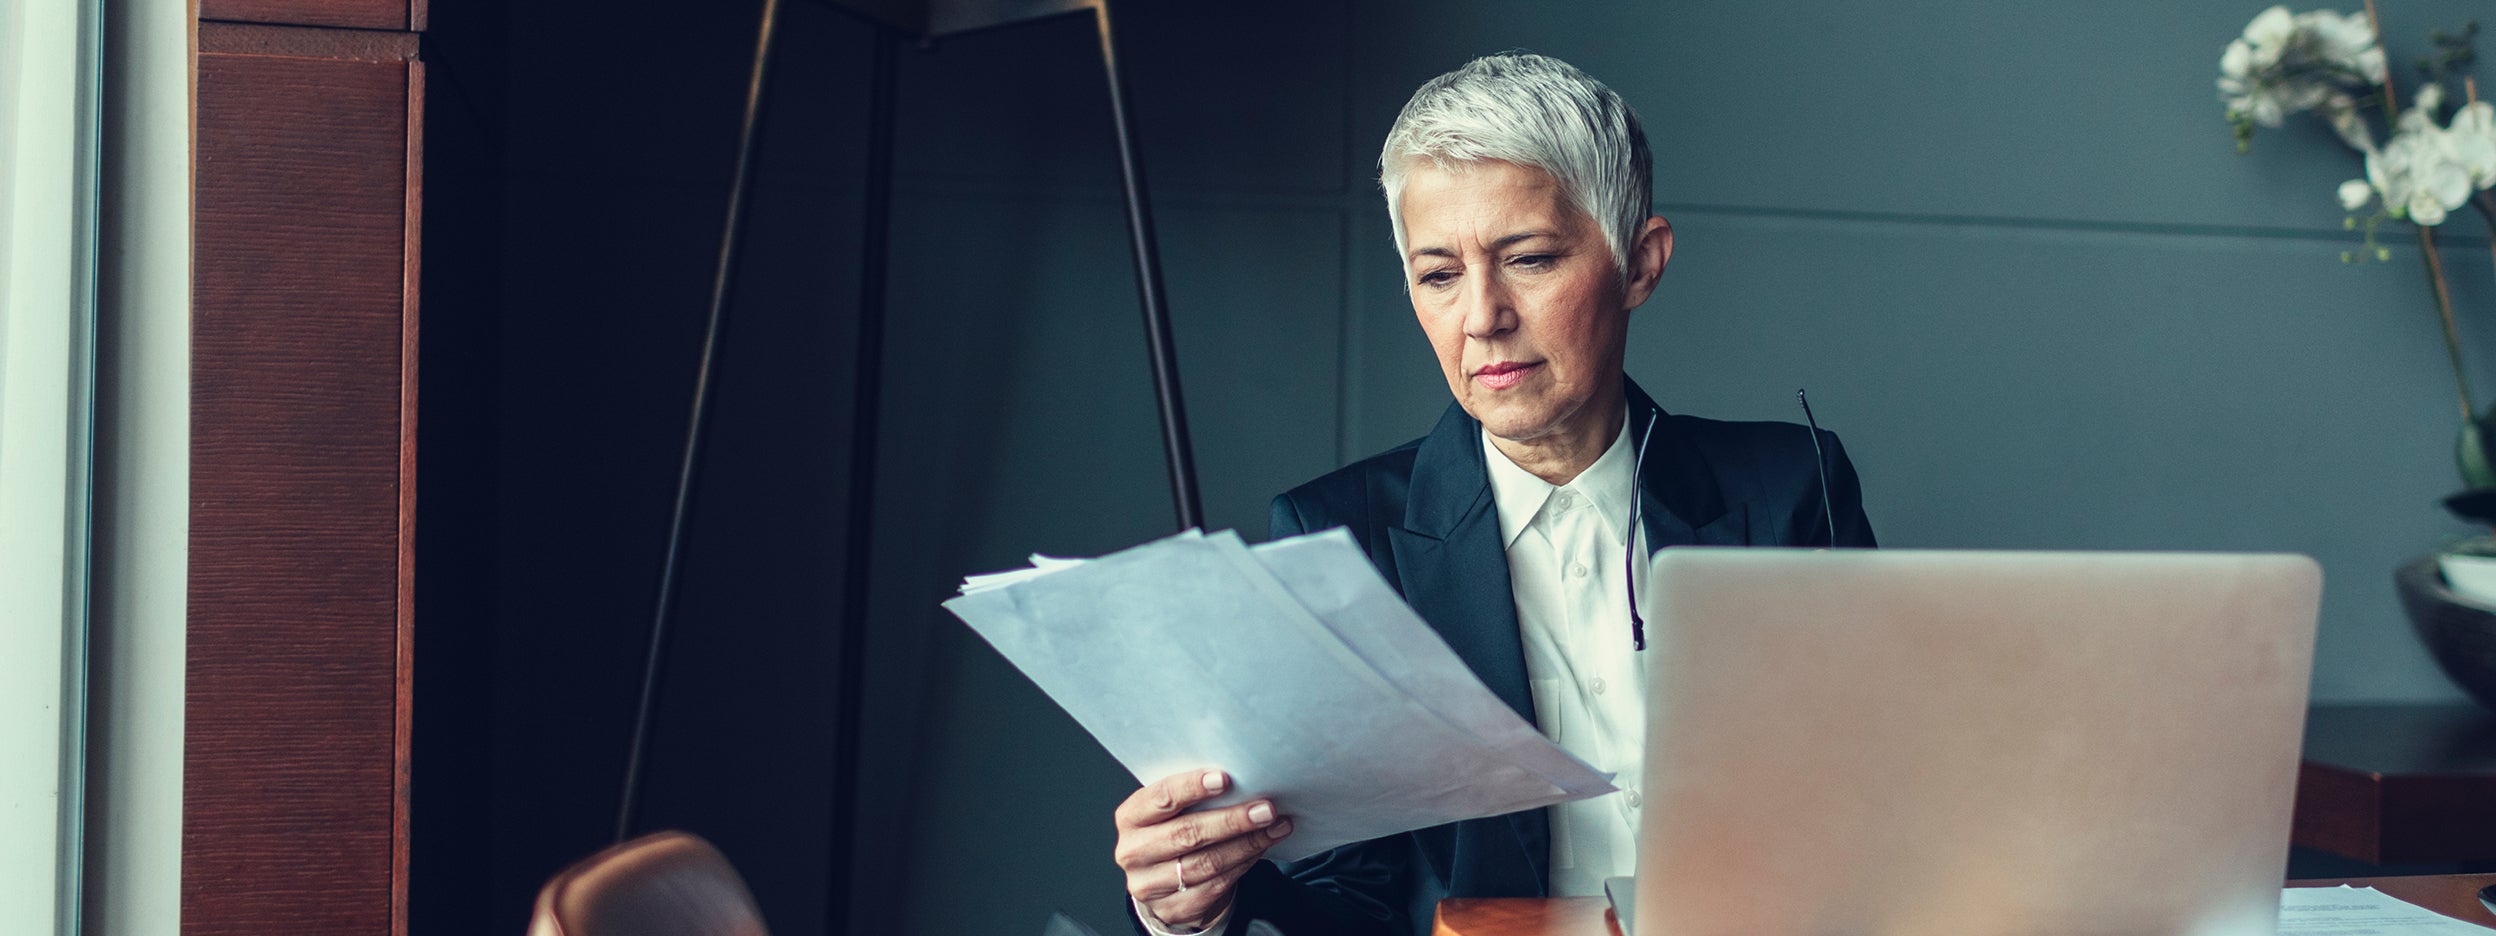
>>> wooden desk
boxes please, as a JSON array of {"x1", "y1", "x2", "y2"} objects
[
  {"x1": 1431, "y1": 873, "x2": 2496, "y2": 936},
  {"x1": 2294, "y1": 704, "x2": 2496, "y2": 863}
]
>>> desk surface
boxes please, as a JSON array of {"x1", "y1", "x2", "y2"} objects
[{"x1": 1431, "y1": 873, "x2": 2496, "y2": 936}]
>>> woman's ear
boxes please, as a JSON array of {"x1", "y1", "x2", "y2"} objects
[{"x1": 1625, "y1": 215, "x2": 1673, "y2": 308}]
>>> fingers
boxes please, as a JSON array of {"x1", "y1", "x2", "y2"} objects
[
  {"x1": 1140, "y1": 855, "x2": 1260, "y2": 930},
  {"x1": 1135, "y1": 819, "x2": 1293, "y2": 930},
  {"x1": 1119, "y1": 798, "x2": 1282, "y2": 870},
  {"x1": 1154, "y1": 817, "x2": 1294, "y2": 900},
  {"x1": 1110, "y1": 767, "x2": 1295, "y2": 932},
  {"x1": 1115, "y1": 769, "x2": 1230, "y2": 831}
]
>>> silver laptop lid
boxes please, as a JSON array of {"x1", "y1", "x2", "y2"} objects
[{"x1": 1633, "y1": 549, "x2": 2320, "y2": 936}]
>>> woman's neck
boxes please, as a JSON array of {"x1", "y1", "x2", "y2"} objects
[{"x1": 1487, "y1": 395, "x2": 1626, "y2": 486}]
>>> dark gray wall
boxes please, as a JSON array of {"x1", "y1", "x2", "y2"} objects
[
  {"x1": 419, "y1": 1, "x2": 885, "y2": 932},
  {"x1": 418, "y1": 1, "x2": 1352, "y2": 934},
  {"x1": 1329, "y1": 0, "x2": 2493, "y2": 706},
  {"x1": 420, "y1": 2, "x2": 2494, "y2": 934},
  {"x1": 851, "y1": 6, "x2": 1352, "y2": 933}
]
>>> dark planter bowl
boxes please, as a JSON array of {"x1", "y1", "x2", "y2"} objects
[{"x1": 2396, "y1": 556, "x2": 2496, "y2": 712}]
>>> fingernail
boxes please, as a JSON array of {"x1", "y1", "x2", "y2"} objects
[
  {"x1": 1202, "y1": 770, "x2": 1226, "y2": 794},
  {"x1": 1268, "y1": 819, "x2": 1293, "y2": 839},
  {"x1": 1248, "y1": 802, "x2": 1274, "y2": 825}
]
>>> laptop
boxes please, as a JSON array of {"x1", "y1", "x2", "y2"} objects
[{"x1": 1608, "y1": 549, "x2": 2321, "y2": 936}]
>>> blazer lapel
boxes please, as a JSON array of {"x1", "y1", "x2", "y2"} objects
[
  {"x1": 1625, "y1": 378, "x2": 1742, "y2": 550},
  {"x1": 1390, "y1": 404, "x2": 1531, "y2": 720},
  {"x1": 1388, "y1": 401, "x2": 1549, "y2": 896}
]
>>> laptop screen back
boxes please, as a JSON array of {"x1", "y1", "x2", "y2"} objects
[{"x1": 1632, "y1": 549, "x2": 2320, "y2": 936}]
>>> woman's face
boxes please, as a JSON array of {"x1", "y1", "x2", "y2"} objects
[{"x1": 1399, "y1": 160, "x2": 1667, "y2": 445}]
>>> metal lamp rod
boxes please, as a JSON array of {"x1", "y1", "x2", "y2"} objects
[
  {"x1": 1093, "y1": 0, "x2": 1204, "y2": 532},
  {"x1": 616, "y1": 0, "x2": 785, "y2": 845}
]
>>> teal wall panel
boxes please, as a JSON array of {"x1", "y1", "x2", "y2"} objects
[
  {"x1": 1349, "y1": 0, "x2": 2496, "y2": 231},
  {"x1": 1640, "y1": 213, "x2": 2484, "y2": 701}
]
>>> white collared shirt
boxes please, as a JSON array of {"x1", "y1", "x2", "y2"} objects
[
  {"x1": 1140, "y1": 421, "x2": 1651, "y2": 935},
  {"x1": 1481, "y1": 422, "x2": 1647, "y2": 898}
]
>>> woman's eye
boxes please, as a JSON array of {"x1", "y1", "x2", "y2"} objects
[
  {"x1": 1417, "y1": 270, "x2": 1456, "y2": 288},
  {"x1": 1510, "y1": 254, "x2": 1554, "y2": 270}
]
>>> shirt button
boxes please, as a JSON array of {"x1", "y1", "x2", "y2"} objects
[
  {"x1": 1626, "y1": 789, "x2": 1642, "y2": 808},
  {"x1": 1591, "y1": 677, "x2": 1607, "y2": 695},
  {"x1": 1569, "y1": 563, "x2": 1589, "y2": 578},
  {"x1": 1554, "y1": 491, "x2": 1576, "y2": 509}
]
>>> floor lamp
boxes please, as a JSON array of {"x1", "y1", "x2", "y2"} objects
[{"x1": 607, "y1": 0, "x2": 1206, "y2": 932}]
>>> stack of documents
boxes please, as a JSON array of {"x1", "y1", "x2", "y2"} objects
[
  {"x1": 943, "y1": 528, "x2": 1613, "y2": 862},
  {"x1": 2278, "y1": 886, "x2": 2496, "y2": 934}
]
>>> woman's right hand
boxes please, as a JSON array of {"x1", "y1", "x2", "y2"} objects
[{"x1": 1112, "y1": 769, "x2": 1294, "y2": 932}]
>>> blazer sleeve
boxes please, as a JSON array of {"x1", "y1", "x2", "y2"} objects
[{"x1": 1269, "y1": 493, "x2": 1308, "y2": 542}]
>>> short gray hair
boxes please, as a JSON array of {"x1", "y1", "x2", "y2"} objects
[{"x1": 1379, "y1": 52, "x2": 1653, "y2": 276}]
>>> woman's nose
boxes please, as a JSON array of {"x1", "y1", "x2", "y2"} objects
[{"x1": 1461, "y1": 271, "x2": 1515, "y2": 340}]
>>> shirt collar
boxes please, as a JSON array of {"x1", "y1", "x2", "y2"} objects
[{"x1": 1481, "y1": 419, "x2": 1638, "y2": 550}]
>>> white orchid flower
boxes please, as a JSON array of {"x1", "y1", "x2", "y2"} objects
[
  {"x1": 2222, "y1": 37, "x2": 2254, "y2": 79},
  {"x1": 2340, "y1": 178, "x2": 2376, "y2": 211},
  {"x1": 2222, "y1": 68, "x2": 2334, "y2": 128},
  {"x1": 2244, "y1": 6, "x2": 2297, "y2": 68},
  {"x1": 2368, "y1": 133, "x2": 2421, "y2": 222},
  {"x1": 2415, "y1": 81, "x2": 2447, "y2": 118},
  {"x1": 2219, "y1": 6, "x2": 2386, "y2": 148},
  {"x1": 2296, "y1": 8, "x2": 2388, "y2": 83},
  {"x1": 2324, "y1": 94, "x2": 2376, "y2": 150},
  {"x1": 2448, "y1": 101, "x2": 2496, "y2": 190},
  {"x1": 2366, "y1": 89, "x2": 2479, "y2": 227},
  {"x1": 2408, "y1": 167, "x2": 2468, "y2": 225}
]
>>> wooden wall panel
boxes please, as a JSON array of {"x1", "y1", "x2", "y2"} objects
[
  {"x1": 189, "y1": 48, "x2": 417, "y2": 936},
  {"x1": 200, "y1": 0, "x2": 421, "y2": 31}
]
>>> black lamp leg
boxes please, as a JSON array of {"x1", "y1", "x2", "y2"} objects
[
  {"x1": 1093, "y1": 0, "x2": 1203, "y2": 532},
  {"x1": 615, "y1": 0, "x2": 784, "y2": 845}
]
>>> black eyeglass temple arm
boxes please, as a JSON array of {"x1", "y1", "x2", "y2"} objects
[
  {"x1": 1797, "y1": 389, "x2": 1839, "y2": 546},
  {"x1": 1627, "y1": 409, "x2": 1659, "y2": 651}
]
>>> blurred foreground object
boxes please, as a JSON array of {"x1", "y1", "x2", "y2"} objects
[{"x1": 528, "y1": 831, "x2": 768, "y2": 936}]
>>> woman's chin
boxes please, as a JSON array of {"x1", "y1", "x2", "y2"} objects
[{"x1": 1473, "y1": 407, "x2": 1560, "y2": 444}]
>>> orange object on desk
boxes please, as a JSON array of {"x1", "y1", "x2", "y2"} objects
[{"x1": 1431, "y1": 873, "x2": 2496, "y2": 936}]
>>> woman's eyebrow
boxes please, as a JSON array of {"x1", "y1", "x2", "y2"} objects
[{"x1": 1405, "y1": 230, "x2": 1561, "y2": 263}]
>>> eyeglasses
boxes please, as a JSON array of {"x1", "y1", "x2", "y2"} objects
[
  {"x1": 1622, "y1": 390, "x2": 1840, "y2": 652},
  {"x1": 1625, "y1": 409, "x2": 1659, "y2": 651}
]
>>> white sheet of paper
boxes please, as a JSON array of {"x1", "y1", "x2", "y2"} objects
[
  {"x1": 943, "y1": 528, "x2": 1613, "y2": 862},
  {"x1": 2278, "y1": 886, "x2": 2496, "y2": 934},
  {"x1": 1249, "y1": 529, "x2": 1613, "y2": 798}
]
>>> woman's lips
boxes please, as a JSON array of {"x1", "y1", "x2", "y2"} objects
[{"x1": 1474, "y1": 361, "x2": 1538, "y2": 390}]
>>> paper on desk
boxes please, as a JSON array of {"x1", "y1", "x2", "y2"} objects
[
  {"x1": 943, "y1": 528, "x2": 1613, "y2": 862},
  {"x1": 2279, "y1": 886, "x2": 2496, "y2": 934}
]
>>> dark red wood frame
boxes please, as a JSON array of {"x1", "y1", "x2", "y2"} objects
[{"x1": 188, "y1": 4, "x2": 423, "y2": 933}]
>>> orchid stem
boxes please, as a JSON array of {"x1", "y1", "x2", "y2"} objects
[
  {"x1": 2479, "y1": 192, "x2": 2496, "y2": 296},
  {"x1": 2477, "y1": 82, "x2": 2496, "y2": 304},
  {"x1": 2367, "y1": 0, "x2": 2402, "y2": 118},
  {"x1": 2372, "y1": 0, "x2": 2474, "y2": 422},
  {"x1": 2419, "y1": 224, "x2": 2476, "y2": 422}
]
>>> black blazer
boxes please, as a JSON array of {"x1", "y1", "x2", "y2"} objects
[{"x1": 1143, "y1": 378, "x2": 1875, "y2": 936}]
